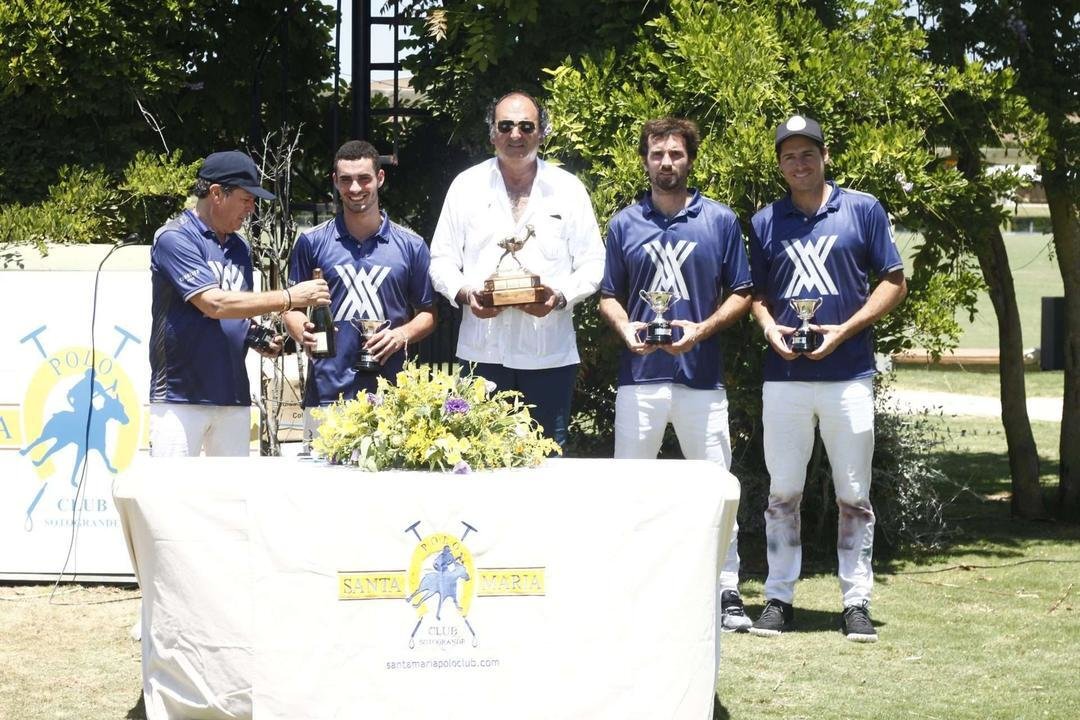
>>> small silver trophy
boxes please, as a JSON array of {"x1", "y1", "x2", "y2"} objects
[
  {"x1": 350, "y1": 318, "x2": 390, "y2": 372},
  {"x1": 789, "y1": 297, "x2": 823, "y2": 352},
  {"x1": 638, "y1": 289, "x2": 680, "y2": 345}
]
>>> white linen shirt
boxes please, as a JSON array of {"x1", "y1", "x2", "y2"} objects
[{"x1": 429, "y1": 157, "x2": 605, "y2": 369}]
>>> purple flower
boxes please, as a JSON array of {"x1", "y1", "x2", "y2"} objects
[
  {"x1": 367, "y1": 392, "x2": 383, "y2": 406},
  {"x1": 443, "y1": 397, "x2": 470, "y2": 415},
  {"x1": 452, "y1": 460, "x2": 472, "y2": 475}
]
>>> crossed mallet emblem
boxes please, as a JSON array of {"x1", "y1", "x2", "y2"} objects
[{"x1": 404, "y1": 520, "x2": 480, "y2": 648}]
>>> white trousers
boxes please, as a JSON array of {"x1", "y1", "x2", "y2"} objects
[
  {"x1": 761, "y1": 379, "x2": 876, "y2": 606},
  {"x1": 615, "y1": 383, "x2": 742, "y2": 592},
  {"x1": 149, "y1": 403, "x2": 251, "y2": 457}
]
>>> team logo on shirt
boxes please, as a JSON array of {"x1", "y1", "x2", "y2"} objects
[
  {"x1": 335, "y1": 263, "x2": 391, "y2": 321},
  {"x1": 644, "y1": 239, "x2": 697, "y2": 299},
  {"x1": 781, "y1": 235, "x2": 839, "y2": 298},
  {"x1": 208, "y1": 260, "x2": 246, "y2": 291},
  {"x1": 13, "y1": 327, "x2": 142, "y2": 531},
  {"x1": 338, "y1": 520, "x2": 545, "y2": 653}
]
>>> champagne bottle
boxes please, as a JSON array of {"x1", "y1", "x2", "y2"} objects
[{"x1": 309, "y1": 268, "x2": 336, "y2": 359}]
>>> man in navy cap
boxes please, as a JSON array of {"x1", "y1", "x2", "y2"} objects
[
  {"x1": 747, "y1": 116, "x2": 907, "y2": 642},
  {"x1": 148, "y1": 150, "x2": 331, "y2": 457}
]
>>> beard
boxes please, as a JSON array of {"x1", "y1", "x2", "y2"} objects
[{"x1": 651, "y1": 171, "x2": 685, "y2": 193}]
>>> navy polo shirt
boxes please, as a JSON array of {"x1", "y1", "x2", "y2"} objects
[
  {"x1": 149, "y1": 209, "x2": 255, "y2": 405},
  {"x1": 289, "y1": 213, "x2": 435, "y2": 406},
  {"x1": 602, "y1": 190, "x2": 753, "y2": 389},
  {"x1": 749, "y1": 183, "x2": 904, "y2": 382}
]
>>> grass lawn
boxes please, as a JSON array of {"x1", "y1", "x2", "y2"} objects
[
  {"x1": 0, "y1": 584, "x2": 142, "y2": 719},
  {"x1": 2, "y1": 417, "x2": 1076, "y2": 719},
  {"x1": 890, "y1": 365, "x2": 1064, "y2": 399},
  {"x1": 719, "y1": 416, "x2": 1078, "y2": 719},
  {"x1": 896, "y1": 230, "x2": 1064, "y2": 350}
]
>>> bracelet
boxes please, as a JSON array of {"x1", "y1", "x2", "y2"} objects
[{"x1": 282, "y1": 288, "x2": 293, "y2": 312}]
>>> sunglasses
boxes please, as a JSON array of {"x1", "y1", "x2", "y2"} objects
[{"x1": 496, "y1": 120, "x2": 537, "y2": 135}]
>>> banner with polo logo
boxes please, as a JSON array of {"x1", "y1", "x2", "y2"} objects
[{"x1": 0, "y1": 270, "x2": 151, "y2": 580}]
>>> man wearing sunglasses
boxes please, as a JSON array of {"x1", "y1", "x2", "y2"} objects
[{"x1": 430, "y1": 91, "x2": 605, "y2": 451}]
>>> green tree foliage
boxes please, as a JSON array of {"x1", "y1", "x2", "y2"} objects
[
  {"x1": 0, "y1": 0, "x2": 336, "y2": 211},
  {"x1": 400, "y1": 0, "x2": 664, "y2": 155},
  {"x1": 915, "y1": 0, "x2": 1080, "y2": 520},
  {"x1": 0, "y1": 0, "x2": 192, "y2": 204},
  {"x1": 541, "y1": 0, "x2": 998, "y2": 547},
  {"x1": 0, "y1": 151, "x2": 197, "y2": 255}
]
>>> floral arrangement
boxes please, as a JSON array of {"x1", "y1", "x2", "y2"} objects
[{"x1": 311, "y1": 362, "x2": 561, "y2": 472}]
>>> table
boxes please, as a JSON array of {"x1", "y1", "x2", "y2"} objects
[{"x1": 114, "y1": 457, "x2": 739, "y2": 720}]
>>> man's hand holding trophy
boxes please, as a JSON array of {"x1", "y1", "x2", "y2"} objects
[{"x1": 466, "y1": 224, "x2": 565, "y2": 318}]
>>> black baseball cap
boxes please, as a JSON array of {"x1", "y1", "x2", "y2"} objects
[
  {"x1": 197, "y1": 151, "x2": 275, "y2": 200},
  {"x1": 774, "y1": 115, "x2": 825, "y2": 149}
]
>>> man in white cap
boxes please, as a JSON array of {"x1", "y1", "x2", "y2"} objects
[
  {"x1": 747, "y1": 116, "x2": 907, "y2": 642},
  {"x1": 148, "y1": 150, "x2": 330, "y2": 457}
]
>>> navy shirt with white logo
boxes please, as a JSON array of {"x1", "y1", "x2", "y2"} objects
[
  {"x1": 150, "y1": 210, "x2": 254, "y2": 405},
  {"x1": 602, "y1": 191, "x2": 753, "y2": 389},
  {"x1": 749, "y1": 183, "x2": 904, "y2": 382},
  {"x1": 289, "y1": 213, "x2": 435, "y2": 406}
]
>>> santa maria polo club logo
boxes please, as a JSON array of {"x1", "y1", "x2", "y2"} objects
[
  {"x1": 13, "y1": 325, "x2": 141, "y2": 531},
  {"x1": 338, "y1": 521, "x2": 545, "y2": 650}
]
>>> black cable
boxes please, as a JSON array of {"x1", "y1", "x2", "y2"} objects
[
  {"x1": 894, "y1": 558, "x2": 1080, "y2": 575},
  {"x1": 48, "y1": 234, "x2": 142, "y2": 603}
]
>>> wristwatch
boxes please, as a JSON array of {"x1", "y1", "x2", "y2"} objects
[{"x1": 555, "y1": 291, "x2": 567, "y2": 310}]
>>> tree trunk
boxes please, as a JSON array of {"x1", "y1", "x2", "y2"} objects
[
  {"x1": 955, "y1": 145, "x2": 1047, "y2": 518},
  {"x1": 930, "y1": 0, "x2": 1046, "y2": 517},
  {"x1": 972, "y1": 225, "x2": 1047, "y2": 517},
  {"x1": 1043, "y1": 173, "x2": 1080, "y2": 521}
]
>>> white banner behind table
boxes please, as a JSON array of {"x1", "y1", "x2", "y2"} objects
[
  {"x1": 0, "y1": 270, "x2": 152, "y2": 580},
  {"x1": 114, "y1": 456, "x2": 740, "y2": 720},
  {"x1": 0, "y1": 268, "x2": 263, "y2": 580}
]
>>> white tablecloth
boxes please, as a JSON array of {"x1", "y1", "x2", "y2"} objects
[{"x1": 114, "y1": 457, "x2": 739, "y2": 720}]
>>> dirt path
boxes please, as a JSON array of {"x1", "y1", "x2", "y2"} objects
[{"x1": 885, "y1": 389, "x2": 1062, "y2": 422}]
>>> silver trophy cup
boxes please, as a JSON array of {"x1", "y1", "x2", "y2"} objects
[
  {"x1": 350, "y1": 318, "x2": 390, "y2": 372},
  {"x1": 638, "y1": 289, "x2": 680, "y2": 345},
  {"x1": 789, "y1": 297, "x2": 823, "y2": 353}
]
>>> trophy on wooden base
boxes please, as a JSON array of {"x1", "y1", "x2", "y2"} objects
[
  {"x1": 638, "y1": 289, "x2": 680, "y2": 345},
  {"x1": 476, "y1": 224, "x2": 546, "y2": 308},
  {"x1": 789, "y1": 297, "x2": 823, "y2": 353},
  {"x1": 351, "y1": 318, "x2": 390, "y2": 372}
]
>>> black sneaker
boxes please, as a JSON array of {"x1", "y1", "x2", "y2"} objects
[
  {"x1": 720, "y1": 590, "x2": 752, "y2": 632},
  {"x1": 749, "y1": 599, "x2": 794, "y2": 637},
  {"x1": 841, "y1": 601, "x2": 878, "y2": 643}
]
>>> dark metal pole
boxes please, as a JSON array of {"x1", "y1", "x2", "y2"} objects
[
  {"x1": 350, "y1": 0, "x2": 371, "y2": 141},
  {"x1": 280, "y1": 1, "x2": 290, "y2": 132},
  {"x1": 332, "y1": 0, "x2": 341, "y2": 151}
]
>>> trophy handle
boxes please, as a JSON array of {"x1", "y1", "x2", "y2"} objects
[
  {"x1": 638, "y1": 289, "x2": 650, "y2": 304},
  {"x1": 376, "y1": 319, "x2": 390, "y2": 334}
]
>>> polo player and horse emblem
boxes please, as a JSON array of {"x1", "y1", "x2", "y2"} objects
[
  {"x1": 404, "y1": 522, "x2": 480, "y2": 648},
  {"x1": 19, "y1": 369, "x2": 130, "y2": 529}
]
